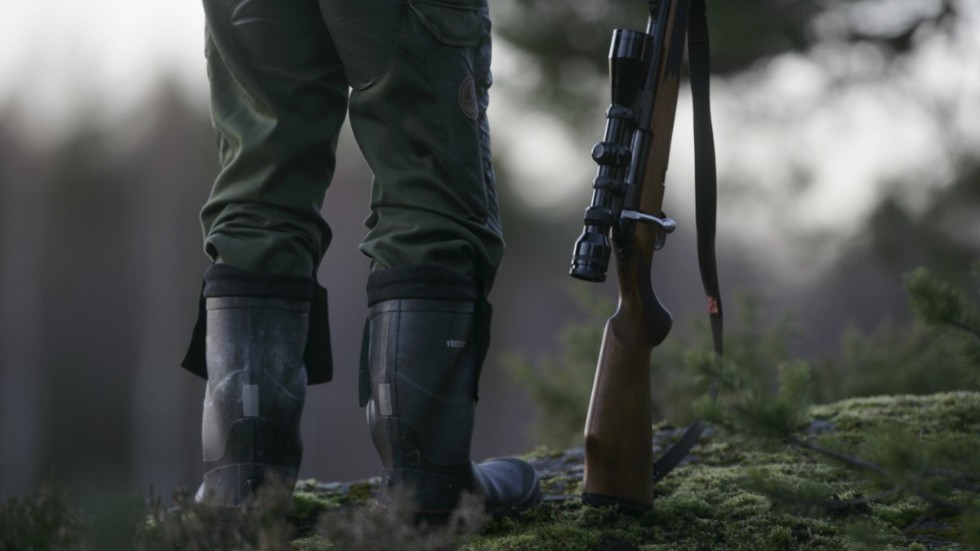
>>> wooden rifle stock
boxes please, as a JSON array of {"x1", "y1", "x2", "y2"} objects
[{"x1": 578, "y1": 0, "x2": 695, "y2": 510}]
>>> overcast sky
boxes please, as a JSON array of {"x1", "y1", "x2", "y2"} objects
[{"x1": 1, "y1": 3, "x2": 207, "y2": 125}]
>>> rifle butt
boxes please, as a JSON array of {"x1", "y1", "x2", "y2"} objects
[{"x1": 582, "y1": 316, "x2": 654, "y2": 509}]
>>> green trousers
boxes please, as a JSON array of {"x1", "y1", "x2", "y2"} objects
[{"x1": 200, "y1": 0, "x2": 504, "y2": 286}]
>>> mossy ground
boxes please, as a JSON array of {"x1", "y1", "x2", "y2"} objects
[
  {"x1": 288, "y1": 392, "x2": 979, "y2": 550},
  {"x1": 2, "y1": 393, "x2": 976, "y2": 550}
]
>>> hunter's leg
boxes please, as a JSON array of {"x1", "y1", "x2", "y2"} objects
[
  {"x1": 191, "y1": 0, "x2": 347, "y2": 504},
  {"x1": 319, "y1": 0, "x2": 539, "y2": 517}
]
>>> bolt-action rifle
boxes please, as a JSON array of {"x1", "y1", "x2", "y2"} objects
[{"x1": 569, "y1": 0, "x2": 723, "y2": 510}]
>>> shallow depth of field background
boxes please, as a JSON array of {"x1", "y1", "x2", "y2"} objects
[{"x1": 0, "y1": 0, "x2": 977, "y2": 499}]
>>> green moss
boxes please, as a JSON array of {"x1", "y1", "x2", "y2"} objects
[
  {"x1": 521, "y1": 445, "x2": 564, "y2": 460},
  {"x1": 288, "y1": 490, "x2": 340, "y2": 537},
  {"x1": 343, "y1": 482, "x2": 377, "y2": 506},
  {"x1": 466, "y1": 522, "x2": 597, "y2": 551},
  {"x1": 455, "y1": 392, "x2": 979, "y2": 550},
  {"x1": 538, "y1": 475, "x2": 578, "y2": 496},
  {"x1": 4, "y1": 393, "x2": 974, "y2": 550},
  {"x1": 760, "y1": 525, "x2": 795, "y2": 550},
  {"x1": 811, "y1": 392, "x2": 980, "y2": 434},
  {"x1": 872, "y1": 499, "x2": 923, "y2": 528},
  {"x1": 291, "y1": 534, "x2": 333, "y2": 550}
]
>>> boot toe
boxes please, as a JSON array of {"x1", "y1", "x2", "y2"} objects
[{"x1": 474, "y1": 458, "x2": 541, "y2": 515}]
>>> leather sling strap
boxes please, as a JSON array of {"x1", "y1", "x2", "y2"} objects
[{"x1": 653, "y1": 0, "x2": 723, "y2": 483}]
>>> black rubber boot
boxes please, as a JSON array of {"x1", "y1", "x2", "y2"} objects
[
  {"x1": 364, "y1": 267, "x2": 541, "y2": 519},
  {"x1": 195, "y1": 293, "x2": 309, "y2": 506}
]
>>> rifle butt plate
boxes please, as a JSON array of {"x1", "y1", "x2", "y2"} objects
[{"x1": 581, "y1": 492, "x2": 652, "y2": 512}]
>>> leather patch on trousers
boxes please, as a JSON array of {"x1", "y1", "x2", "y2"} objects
[{"x1": 458, "y1": 76, "x2": 479, "y2": 120}]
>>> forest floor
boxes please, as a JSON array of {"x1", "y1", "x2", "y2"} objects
[
  {"x1": 4, "y1": 392, "x2": 977, "y2": 550},
  {"x1": 280, "y1": 392, "x2": 979, "y2": 550}
]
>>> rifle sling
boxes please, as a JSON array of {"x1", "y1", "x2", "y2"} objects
[{"x1": 653, "y1": 0, "x2": 722, "y2": 484}]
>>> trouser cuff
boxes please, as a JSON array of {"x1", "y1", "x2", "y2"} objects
[
  {"x1": 181, "y1": 263, "x2": 333, "y2": 385},
  {"x1": 366, "y1": 265, "x2": 478, "y2": 306},
  {"x1": 203, "y1": 263, "x2": 315, "y2": 299}
]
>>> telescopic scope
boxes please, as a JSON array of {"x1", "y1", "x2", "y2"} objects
[{"x1": 570, "y1": 29, "x2": 649, "y2": 282}]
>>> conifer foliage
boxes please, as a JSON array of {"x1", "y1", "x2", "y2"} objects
[{"x1": 691, "y1": 265, "x2": 980, "y2": 545}]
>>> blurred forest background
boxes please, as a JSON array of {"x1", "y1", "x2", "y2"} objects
[{"x1": 0, "y1": 0, "x2": 977, "y2": 502}]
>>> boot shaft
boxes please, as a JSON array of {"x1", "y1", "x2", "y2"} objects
[
  {"x1": 198, "y1": 289, "x2": 311, "y2": 505},
  {"x1": 363, "y1": 266, "x2": 489, "y2": 512},
  {"x1": 366, "y1": 297, "x2": 480, "y2": 473},
  {"x1": 202, "y1": 297, "x2": 309, "y2": 467}
]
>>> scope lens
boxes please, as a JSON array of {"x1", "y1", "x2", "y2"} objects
[{"x1": 570, "y1": 228, "x2": 611, "y2": 282}]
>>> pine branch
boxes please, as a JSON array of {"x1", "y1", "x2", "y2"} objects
[
  {"x1": 691, "y1": 328, "x2": 980, "y2": 516},
  {"x1": 783, "y1": 435, "x2": 980, "y2": 514},
  {"x1": 904, "y1": 267, "x2": 980, "y2": 341},
  {"x1": 822, "y1": 489, "x2": 900, "y2": 513},
  {"x1": 942, "y1": 318, "x2": 980, "y2": 341},
  {"x1": 784, "y1": 435, "x2": 885, "y2": 476},
  {"x1": 925, "y1": 468, "x2": 980, "y2": 491},
  {"x1": 910, "y1": 488, "x2": 978, "y2": 514},
  {"x1": 731, "y1": 395, "x2": 980, "y2": 515}
]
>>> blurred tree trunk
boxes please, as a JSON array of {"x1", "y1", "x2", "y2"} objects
[
  {"x1": 37, "y1": 129, "x2": 140, "y2": 490},
  {"x1": 127, "y1": 87, "x2": 216, "y2": 492},
  {"x1": 0, "y1": 131, "x2": 46, "y2": 495}
]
